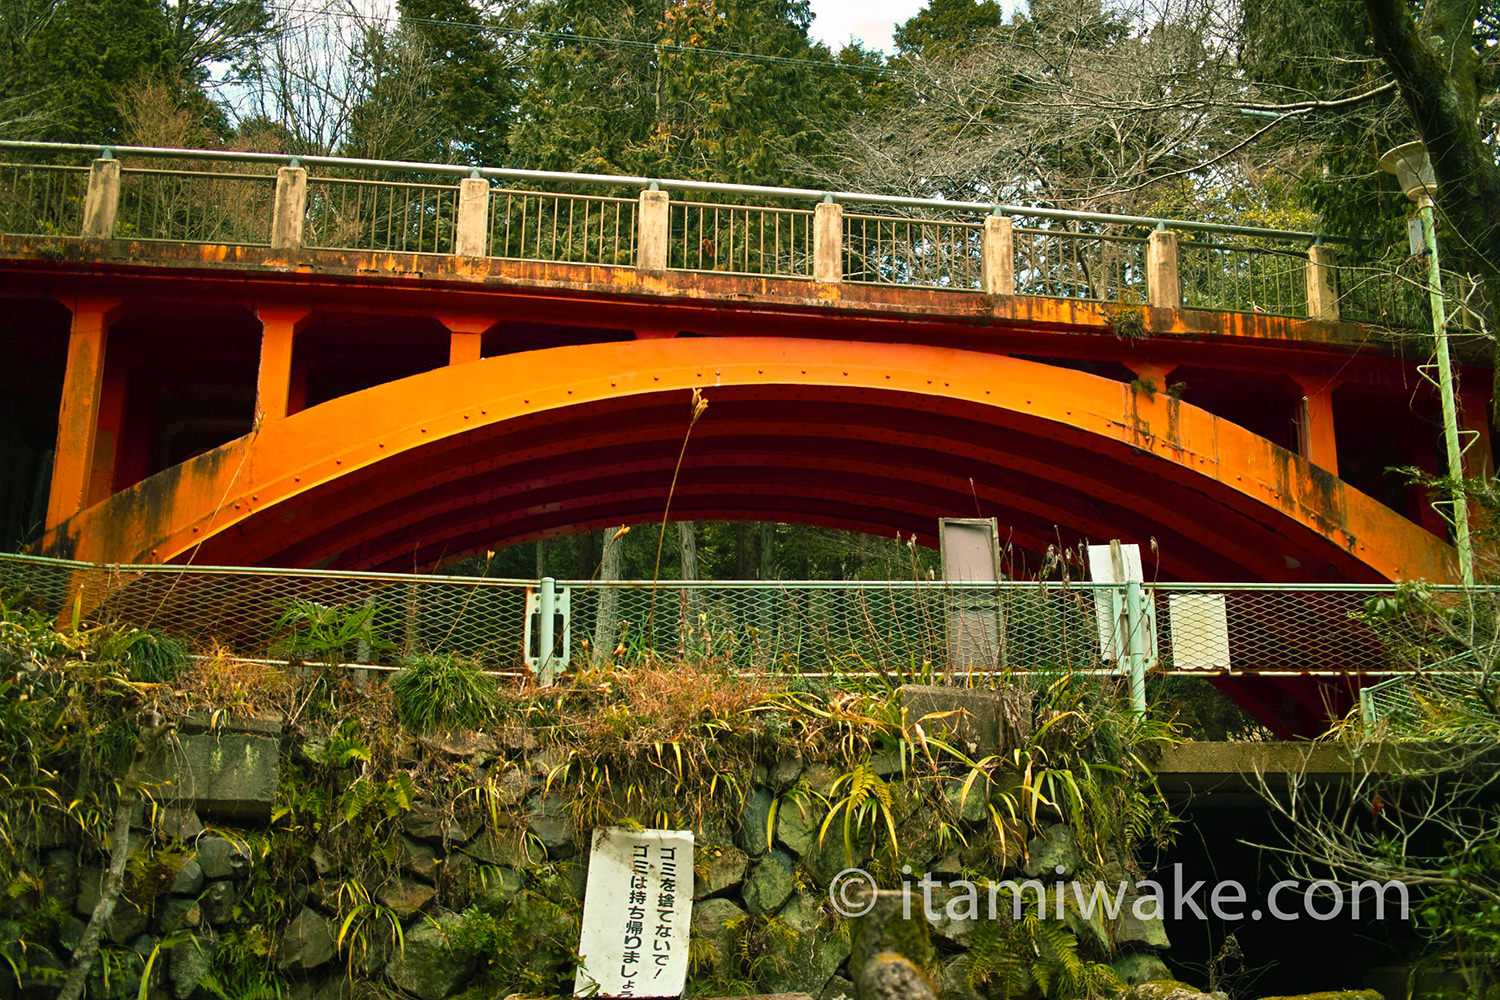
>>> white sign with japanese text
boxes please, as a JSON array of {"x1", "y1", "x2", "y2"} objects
[{"x1": 574, "y1": 827, "x2": 695, "y2": 998}]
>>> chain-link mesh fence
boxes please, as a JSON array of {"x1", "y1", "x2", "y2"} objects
[
  {"x1": 1, "y1": 554, "x2": 1485, "y2": 681},
  {"x1": 0, "y1": 555, "x2": 529, "y2": 668},
  {"x1": 1358, "y1": 659, "x2": 1494, "y2": 728}
]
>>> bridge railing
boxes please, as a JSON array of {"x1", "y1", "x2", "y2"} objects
[
  {"x1": 670, "y1": 196, "x2": 815, "y2": 278},
  {"x1": 107, "y1": 154, "x2": 281, "y2": 247},
  {"x1": 1012, "y1": 227, "x2": 1149, "y2": 302},
  {"x1": 302, "y1": 172, "x2": 460, "y2": 255},
  {"x1": 0, "y1": 139, "x2": 1402, "y2": 327},
  {"x1": 0, "y1": 156, "x2": 90, "y2": 237},
  {"x1": 1179, "y1": 238, "x2": 1310, "y2": 317},
  {"x1": 489, "y1": 185, "x2": 639, "y2": 267},
  {"x1": 0, "y1": 552, "x2": 1485, "y2": 680},
  {"x1": 842, "y1": 211, "x2": 983, "y2": 290}
]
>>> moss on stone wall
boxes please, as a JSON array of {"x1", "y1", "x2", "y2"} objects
[{"x1": 1, "y1": 594, "x2": 1185, "y2": 1000}]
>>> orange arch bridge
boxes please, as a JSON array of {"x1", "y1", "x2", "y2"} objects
[{"x1": 42, "y1": 337, "x2": 1453, "y2": 583}]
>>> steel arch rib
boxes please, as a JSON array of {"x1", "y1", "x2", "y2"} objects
[{"x1": 42, "y1": 337, "x2": 1456, "y2": 582}]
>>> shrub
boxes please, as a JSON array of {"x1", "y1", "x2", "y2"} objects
[
  {"x1": 390, "y1": 652, "x2": 500, "y2": 732},
  {"x1": 100, "y1": 627, "x2": 187, "y2": 683}
]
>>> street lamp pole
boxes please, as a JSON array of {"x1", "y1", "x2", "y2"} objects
[{"x1": 1380, "y1": 142, "x2": 1475, "y2": 587}]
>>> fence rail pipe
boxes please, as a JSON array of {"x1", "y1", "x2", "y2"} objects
[
  {"x1": 537, "y1": 576, "x2": 557, "y2": 686},
  {"x1": 0, "y1": 139, "x2": 1341, "y2": 244},
  {"x1": 1125, "y1": 579, "x2": 1147, "y2": 717}
]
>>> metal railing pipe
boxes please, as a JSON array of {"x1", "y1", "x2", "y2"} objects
[{"x1": 0, "y1": 139, "x2": 1342, "y2": 244}]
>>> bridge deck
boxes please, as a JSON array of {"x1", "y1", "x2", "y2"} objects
[{"x1": 0, "y1": 142, "x2": 1484, "y2": 593}]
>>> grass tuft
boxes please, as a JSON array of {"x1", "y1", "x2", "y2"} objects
[{"x1": 391, "y1": 652, "x2": 501, "y2": 732}]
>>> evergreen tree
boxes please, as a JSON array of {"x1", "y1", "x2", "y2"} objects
[
  {"x1": 389, "y1": 0, "x2": 526, "y2": 164},
  {"x1": 507, "y1": 0, "x2": 660, "y2": 174},
  {"x1": 892, "y1": 0, "x2": 1005, "y2": 56},
  {"x1": 508, "y1": 0, "x2": 886, "y2": 184},
  {"x1": 2, "y1": 0, "x2": 175, "y2": 140},
  {"x1": 1237, "y1": 0, "x2": 1412, "y2": 247},
  {"x1": 0, "y1": 0, "x2": 269, "y2": 141}
]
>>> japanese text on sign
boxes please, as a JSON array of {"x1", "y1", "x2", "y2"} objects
[{"x1": 575, "y1": 827, "x2": 695, "y2": 998}]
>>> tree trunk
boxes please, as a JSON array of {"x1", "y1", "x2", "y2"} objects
[
  {"x1": 535, "y1": 537, "x2": 548, "y2": 578},
  {"x1": 576, "y1": 529, "x2": 600, "y2": 580},
  {"x1": 735, "y1": 522, "x2": 755, "y2": 579},
  {"x1": 593, "y1": 526, "x2": 626, "y2": 665},
  {"x1": 754, "y1": 522, "x2": 778, "y2": 661},
  {"x1": 758, "y1": 522, "x2": 775, "y2": 580},
  {"x1": 1365, "y1": 0, "x2": 1500, "y2": 416},
  {"x1": 677, "y1": 521, "x2": 699, "y2": 580}
]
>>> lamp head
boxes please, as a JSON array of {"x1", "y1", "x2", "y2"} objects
[{"x1": 1379, "y1": 141, "x2": 1437, "y2": 207}]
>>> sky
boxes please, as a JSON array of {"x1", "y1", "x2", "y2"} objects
[{"x1": 806, "y1": 0, "x2": 927, "y2": 52}]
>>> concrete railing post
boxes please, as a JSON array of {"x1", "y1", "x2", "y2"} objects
[
  {"x1": 270, "y1": 166, "x2": 307, "y2": 250},
  {"x1": 81, "y1": 159, "x2": 121, "y2": 240},
  {"x1": 813, "y1": 200, "x2": 843, "y2": 283},
  {"x1": 982, "y1": 214, "x2": 1014, "y2": 295},
  {"x1": 454, "y1": 177, "x2": 491, "y2": 258},
  {"x1": 637, "y1": 189, "x2": 669, "y2": 272},
  {"x1": 1305, "y1": 243, "x2": 1340, "y2": 322},
  {"x1": 1147, "y1": 228, "x2": 1180, "y2": 309}
]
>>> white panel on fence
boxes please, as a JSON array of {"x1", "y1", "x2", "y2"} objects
[
  {"x1": 1087, "y1": 543, "x2": 1141, "y2": 662},
  {"x1": 1166, "y1": 593, "x2": 1231, "y2": 670},
  {"x1": 939, "y1": 517, "x2": 1000, "y2": 582},
  {"x1": 939, "y1": 517, "x2": 1003, "y2": 668},
  {"x1": 574, "y1": 827, "x2": 695, "y2": 998}
]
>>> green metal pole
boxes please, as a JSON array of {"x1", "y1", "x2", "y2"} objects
[
  {"x1": 1124, "y1": 579, "x2": 1147, "y2": 717},
  {"x1": 1418, "y1": 203, "x2": 1475, "y2": 587},
  {"x1": 538, "y1": 576, "x2": 557, "y2": 686}
]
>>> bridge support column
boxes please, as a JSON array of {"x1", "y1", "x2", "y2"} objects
[
  {"x1": 1127, "y1": 361, "x2": 1173, "y2": 396},
  {"x1": 439, "y1": 314, "x2": 491, "y2": 365},
  {"x1": 1460, "y1": 387, "x2": 1495, "y2": 479},
  {"x1": 813, "y1": 201, "x2": 843, "y2": 283},
  {"x1": 637, "y1": 189, "x2": 669, "y2": 272},
  {"x1": 87, "y1": 349, "x2": 130, "y2": 507},
  {"x1": 1147, "y1": 229, "x2": 1180, "y2": 310},
  {"x1": 46, "y1": 298, "x2": 120, "y2": 529},
  {"x1": 255, "y1": 306, "x2": 312, "y2": 423},
  {"x1": 982, "y1": 214, "x2": 1014, "y2": 295},
  {"x1": 1296, "y1": 382, "x2": 1339, "y2": 475},
  {"x1": 1305, "y1": 245, "x2": 1340, "y2": 322}
]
